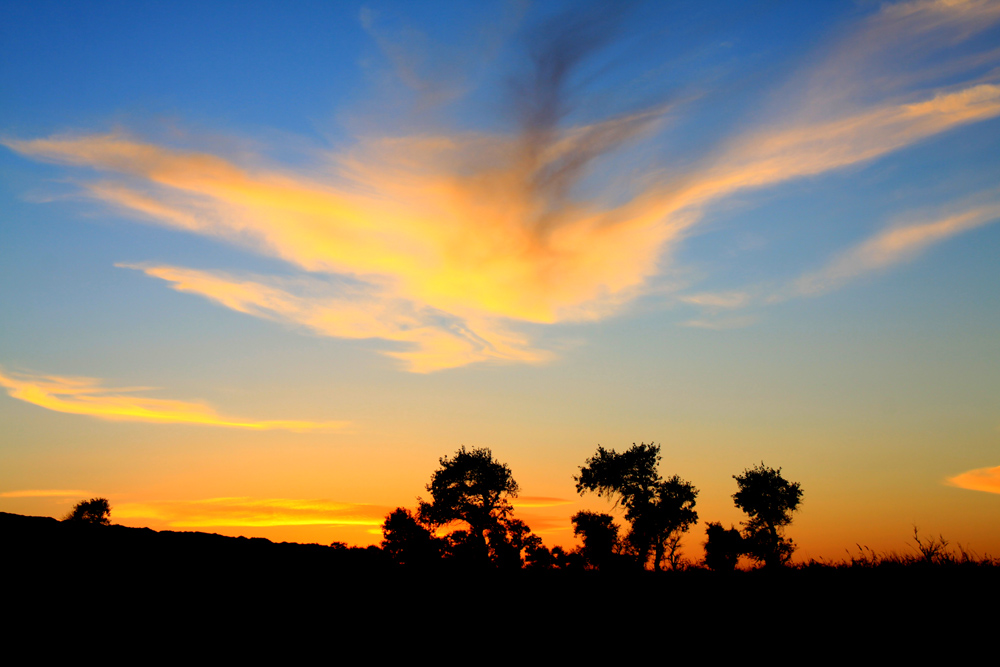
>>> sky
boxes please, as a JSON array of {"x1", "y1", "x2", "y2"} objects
[{"x1": 1, "y1": 0, "x2": 999, "y2": 562}]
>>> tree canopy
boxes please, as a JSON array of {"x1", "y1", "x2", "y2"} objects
[
  {"x1": 732, "y1": 463, "x2": 803, "y2": 568},
  {"x1": 575, "y1": 443, "x2": 698, "y2": 570},
  {"x1": 417, "y1": 446, "x2": 521, "y2": 565},
  {"x1": 63, "y1": 497, "x2": 112, "y2": 525}
]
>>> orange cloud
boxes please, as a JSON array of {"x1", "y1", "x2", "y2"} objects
[
  {"x1": 2, "y1": 112, "x2": 673, "y2": 326},
  {"x1": 947, "y1": 465, "x2": 1000, "y2": 494},
  {"x1": 0, "y1": 367, "x2": 347, "y2": 431},
  {"x1": 114, "y1": 497, "x2": 390, "y2": 528}
]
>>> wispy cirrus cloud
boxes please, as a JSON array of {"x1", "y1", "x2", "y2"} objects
[
  {"x1": 114, "y1": 497, "x2": 390, "y2": 528},
  {"x1": 946, "y1": 465, "x2": 1000, "y2": 494},
  {"x1": 787, "y1": 201, "x2": 1000, "y2": 298},
  {"x1": 681, "y1": 196, "x2": 1000, "y2": 318},
  {"x1": 5, "y1": 0, "x2": 1000, "y2": 370},
  {"x1": 681, "y1": 316, "x2": 758, "y2": 331},
  {"x1": 0, "y1": 367, "x2": 347, "y2": 431},
  {"x1": 680, "y1": 292, "x2": 753, "y2": 309}
]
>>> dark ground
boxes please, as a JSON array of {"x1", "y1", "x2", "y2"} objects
[{"x1": 4, "y1": 511, "x2": 994, "y2": 650}]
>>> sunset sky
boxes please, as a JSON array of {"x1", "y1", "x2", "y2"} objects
[{"x1": 2, "y1": 0, "x2": 999, "y2": 561}]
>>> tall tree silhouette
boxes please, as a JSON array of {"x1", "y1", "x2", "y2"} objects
[
  {"x1": 732, "y1": 463, "x2": 802, "y2": 568},
  {"x1": 418, "y1": 446, "x2": 520, "y2": 565},
  {"x1": 63, "y1": 497, "x2": 111, "y2": 525},
  {"x1": 575, "y1": 443, "x2": 698, "y2": 570}
]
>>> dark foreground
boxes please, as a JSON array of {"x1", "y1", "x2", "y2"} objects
[{"x1": 5, "y1": 511, "x2": 995, "y2": 648}]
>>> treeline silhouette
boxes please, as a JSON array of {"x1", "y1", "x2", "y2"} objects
[
  {"x1": 12, "y1": 443, "x2": 995, "y2": 576},
  {"x1": 6, "y1": 445, "x2": 997, "y2": 641},
  {"x1": 376, "y1": 443, "x2": 998, "y2": 573},
  {"x1": 376, "y1": 443, "x2": 807, "y2": 572}
]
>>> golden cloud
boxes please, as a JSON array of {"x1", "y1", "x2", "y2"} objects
[
  {"x1": 0, "y1": 367, "x2": 347, "y2": 431},
  {"x1": 946, "y1": 465, "x2": 1000, "y2": 494}
]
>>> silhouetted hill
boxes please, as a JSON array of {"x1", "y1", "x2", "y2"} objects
[{"x1": 3, "y1": 511, "x2": 388, "y2": 580}]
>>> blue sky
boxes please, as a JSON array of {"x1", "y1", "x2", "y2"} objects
[{"x1": 1, "y1": 0, "x2": 999, "y2": 558}]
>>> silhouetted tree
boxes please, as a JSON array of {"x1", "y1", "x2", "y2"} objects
[
  {"x1": 381, "y1": 507, "x2": 443, "y2": 566},
  {"x1": 523, "y1": 542, "x2": 557, "y2": 570},
  {"x1": 575, "y1": 443, "x2": 698, "y2": 571},
  {"x1": 733, "y1": 463, "x2": 802, "y2": 568},
  {"x1": 491, "y1": 518, "x2": 543, "y2": 569},
  {"x1": 703, "y1": 522, "x2": 743, "y2": 572},
  {"x1": 571, "y1": 510, "x2": 620, "y2": 570},
  {"x1": 418, "y1": 446, "x2": 520, "y2": 566},
  {"x1": 629, "y1": 475, "x2": 699, "y2": 570},
  {"x1": 63, "y1": 497, "x2": 111, "y2": 525},
  {"x1": 550, "y1": 545, "x2": 585, "y2": 572}
]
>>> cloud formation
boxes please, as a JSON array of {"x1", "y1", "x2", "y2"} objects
[
  {"x1": 113, "y1": 497, "x2": 389, "y2": 528},
  {"x1": 946, "y1": 465, "x2": 1000, "y2": 494},
  {"x1": 0, "y1": 367, "x2": 346, "y2": 431},
  {"x1": 5, "y1": 0, "x2": 1000, "y2": 370}
]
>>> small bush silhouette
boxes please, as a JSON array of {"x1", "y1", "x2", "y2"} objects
[
  {"x1": 381, "y1": 507, "x2": 442, "y2": 566},
  {"x1": 64, "y1": 497, "x2": 112, "y2": 525},
  {"x1": 703, "y1": 522, "x2": 743, "y2": 572}
]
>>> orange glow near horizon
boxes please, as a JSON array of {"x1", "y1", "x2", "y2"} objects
[
  {"x1": 113, "y1": 497, "x2": 391, "y2": 529},
  {"x1": 0, "y1": 489, "x2": 91, "y2": 498}
]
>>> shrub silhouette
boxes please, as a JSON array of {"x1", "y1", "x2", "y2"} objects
[
  {"x1": 703, "y1": 522, "x2": 743, "y2": 572},
  {"x1": 63, "y1": 497, "x2": 111, "y2": 525},
  {"x1": 572, "y1": 510, "x2": 620, "y2": 570}
]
